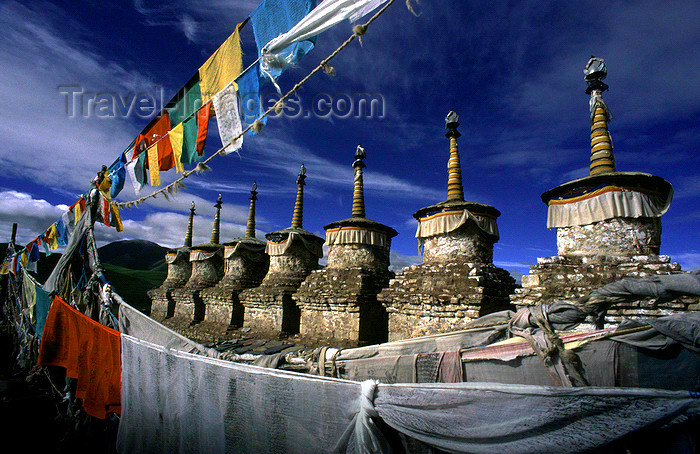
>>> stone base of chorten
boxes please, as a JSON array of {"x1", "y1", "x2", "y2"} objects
[
  {"x1": 295, "y1": 267, "x2": 392, "y2": 346},
  {"x1": 511, "y1": 254, "x2": 699, "y2": 325},
  {"x1": 379, "y1": 262, "x2": 516, "y2": 341}
]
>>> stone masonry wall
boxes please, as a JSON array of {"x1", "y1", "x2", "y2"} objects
[
  {"x1": 379, "y1": 262, "x2": 516, "y2": 341},
  {"x1": 422, "y1": 222, "x2": 494, "y2": 264},
  {"x1": 512, "y1": 254, "x2": 699, "y2": 325},
  {"x1": 295, "y1": 266, "x2": 392, "y2": 345},
  {"x1": 556, "y1": 217, "x2": 661, "y2": 257}
]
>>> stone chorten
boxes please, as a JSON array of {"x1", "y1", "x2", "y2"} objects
[
  {"x1": 239, "y1": 165, "x2": 324, "y2": 335},
  {"x1": 148, "y1": 201, "x2": 196, "y2": 320},
  {"x1": 378, "y1": 111, "x2": 516, "y2": 341},
  {"x1": 295, "y1": 145, "x2": 399, "y2": 346},
  {"x1": 200, "y1": 183, "x2": 270, "y2": 326},
  {"x1": 512, "y1": 57, "x2": 687, "y2": 323},
  {"x1": 171, "y1": 194, "x2": 225, "y2": 323}
]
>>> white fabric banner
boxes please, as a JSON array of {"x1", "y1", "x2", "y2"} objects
[
  {"x1": 117, "y1": 335, "x2": 385, "y2": 454},
  {"x1": 224, "y1": 241, "x2": 266, "y2": 259},
  {"x1": 415, "y1": 209, "x2": 499, "y2": 241},
  {"x1": 325, "y1": 227, "x2": 389, "y2": 248},
  {"x1": 265, "y1": 231, "x2": 324, "y2": 258},
  {"x1": 262, "y1": 0, "x2": 389, "y2": 75},
  {"x1": 165, "y1": 249, "x2": 188, "y2": 264},
  {"x1": 546, "y1": 187, "x2": 673, "y2": 229},
  {"x1": 118, "y1": 302, "x2": 220, "y2": 358},
  {"x1": 189, "y1": 248, "x2": 222, "y2": 262},
  {"x1": 212, "y1": 82, "x2": 243, "y2": 155}
]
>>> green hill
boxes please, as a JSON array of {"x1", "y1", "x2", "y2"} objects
[{"x1": 101, "y1": 262, "x2": 166, "y2": 313}]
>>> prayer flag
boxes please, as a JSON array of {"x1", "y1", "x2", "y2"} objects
[
  {"x1": 212, "y1": 82, "x2": 243, "y2": 155},
  {"x1": 169, "y1": 122, "x2": 185, "y2": 173},
  {"x1": 236, "y1": 64, "x2": 268, "y2": 135},
  {"x1": 199, "y1": 24, "x2": 244, "y2": 102},
  {"x1": 110, "y1": 204, "x2": 124, "y2": 232},
  {"x1": 147, "y1": 144, "x2": 161, "y2": 186},
  {"x1": 251, "y1": 0, "x2": 317, "y2": 81},
  {"x1": 167, "y1": 81, "x2": 204, "y2": 166}
]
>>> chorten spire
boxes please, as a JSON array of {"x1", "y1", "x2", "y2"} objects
[
  {"x1": 210, "y1": 193, "x2": 223, "y2": 244},
  {"x1": 352, "y1": 145, "x2": 367, "y2": 218},
  {"x1": 184, "y1": 201, "x2": 195, "y2": 247},
  {"x1": 246, "y1": 182, "x2": 258, "y2": 238},
  {"x1": 445, "y1": 110, "x2": 465, "y2": 201},
  {"x1": 585, "y1": 56, "x2": 615, "y2": 175},
  {"x1": 291, "y1": 164, "x2": 306, "y2": 229}
]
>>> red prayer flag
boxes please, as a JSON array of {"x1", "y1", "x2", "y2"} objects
[{"x1": 38, "y1": 296, "x2": 121, "y2": 418}]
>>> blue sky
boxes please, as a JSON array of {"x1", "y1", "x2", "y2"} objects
[{"x1": 1, "y1": 0, "x2": 699, "y2": 278}]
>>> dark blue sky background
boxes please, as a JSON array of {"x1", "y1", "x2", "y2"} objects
[{"x1": 1, "y1": 0, "x2": 699, "y2": 278}]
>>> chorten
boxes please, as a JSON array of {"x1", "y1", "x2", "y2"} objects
[
  {"x1": 171, "y1": 194, "x2": 225, "y2": 323},
  {"x1": 378, "y1": 111, "x2": 516, "y2": 341},
  {"x1": 295, "y1": 145, "x2": 398, "y2": 346},
  {"x1": 512, "y1": 57, "x2": 687, "y2": 323},
  {"x1": 147, "y1": 201, "x2": 196, "y2": 320},
  {"x1": 239, "y1": 165, "x2": 324, "y2": 335},
  {"x1": 200, "y1": 183, "x2": 269, "y2": 326}
]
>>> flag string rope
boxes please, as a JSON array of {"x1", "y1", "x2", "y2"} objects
[{"x1": 115, "y1": 0, "x2": 397, "y2": 209}]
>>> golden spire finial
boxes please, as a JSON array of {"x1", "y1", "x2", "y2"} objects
[
  {"x1": 585, "y1": 56, "x2": 615, "y2": 175},
  {"x1": 184, "y1": 201, "x2": 195, "y2": 247},
  {"x1": 210, "y1": 194, "x2": 223, "y2": 244},
  {"x1": 445, "y1": 110, "x2": 464, "y2": 201},
  {"x1": 352, "y1": 144, "x2": 366, "y2": 218},
  {"x1": 291, "y1": 165, "x2": 306, "y2": 229},
  {"x1": 246, "y1": 182, "x2": 258, "y2": 238}
]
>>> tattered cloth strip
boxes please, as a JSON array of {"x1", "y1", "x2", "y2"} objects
[
  {"x1": 261, "y1": 0, "x2": 389, "y2": 80},
  {"x1": 211, "y1": 82, "x2": 244, "y2": 155},
  {"x1": 546, "y1": 185, "x2": 673, "y2": 229},
  {"x1": 42, "y1": 207, "x2": 93, "y2": 295},
  {"x1": 460, "y1": 328, "x2": 616, "y2": 363},
  {"x1": 265, "y1": 231, "x2": 324, "y2": 257},
  {"x1": 325, "y1": 226, "x2": 390, "y2": 247},
  {"x1": 118, "y1": 301, "x2": 220, "y2": 358},
  {"x1": 117, "y1": 334, "x2": 388, "y2": 454},
  {"x1": 251, "y1": 0, "x2": 318, "y2": 84},
  {"x1": 374, "y1": 382, "x2": 700, "y2": 454},
  {"x1": 189, "y1": 247, "x2": 223, "y2": 262},
  {"x1": 224, "y1": 241, "x2": 266, "y2": 260},
  {"x1": 21, "y1": 269, "x2": 37, "y2": 323},
  {"x1": 37, "y1": 296, "x2": 121, "y2": 419},
  {"x1": 415, "y1": 209, "x2": 499, "y2": 241}
]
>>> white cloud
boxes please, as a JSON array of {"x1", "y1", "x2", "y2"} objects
[{"x1": 0, "y1": 191, "x2": 66, "y2": 245}]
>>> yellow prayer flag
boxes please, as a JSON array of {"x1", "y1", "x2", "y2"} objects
[
  {"x1": 74, "y1": 203, "x2": 82, "y2": 225},
  {"x1": 0, "y1": 260, "x2": 8, "y2": 275},
  {"x1": 147, "y1": 144, "x2": 161, "y2": 186},
  {"x1": 169, "y1": 123, "x2": 185, "y2": 173},
  {"x1": 99, "y1": 174, "x2": 112, "y2": 201},
  {"x1": 20, "y1": 252, "x2": 27, "y2": 268},
  {"x1": 199, "y1": 24, "x2": 243, "y2": 102},
  {"x1": 46, "y1": 224, "x2": 59, "y2": 250},
  {"x1": 110, "y1": 204, "x2": 124, "y2": 232}
]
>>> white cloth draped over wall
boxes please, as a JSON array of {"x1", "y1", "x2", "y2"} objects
[
  {"x1": 224, "y1": 241, "x2": 266, "y2": 261},
  {"x1": 189, "y1": 247, "x2": 223, "y2": 262},
  {"x1": 165, "y1": 249, "x2": 189, "y2": 264},
  {"x1": 415, "y1": 209, "x2": 499, "y2": 241},
  {"x1": 117, "y1": 330, "x2": 700, "y2": 454},
  {"x1": 265, "y1": 231, "x2": 324, "y2": 258},
  {"x1": 325, "y1": 227, "x2": 389, "y2": 248},
  {"x1": 117, "y1": 334, "x2": 385, "y2": 454},
  {"x1": 546, "y1": 186, "x2": 673, "y2": 229}
]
